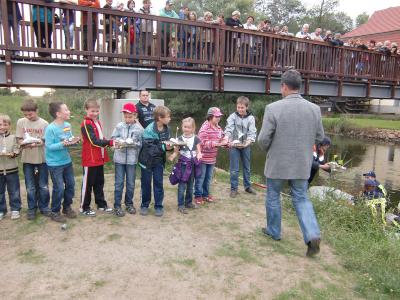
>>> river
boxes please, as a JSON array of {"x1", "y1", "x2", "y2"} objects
[{"x1": 216, "y1": 136, "x2": 400, "y2": 208}]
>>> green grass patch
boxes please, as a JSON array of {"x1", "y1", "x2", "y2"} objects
[
  {"x1": 323, "y1": 117, "x2": 400, "y2": 131},
  {"x1": 274, "y1": 281, "x2": 353, "y2": 300},
  {"x1": 17, "y1": 248, "x2": 46, "y2": 264},
  {"x1": 106, "y1": 233, "x2": 122, "y2": 241},
  {"x1": 312, "y1": 197, "x2": 400, "y2": 299},
  {"x1": 93, "y1": 280, "x2": 107, "y2": 288},
  {"x1": 215, "y1": 242, "x2": 259, "y2": 264}
]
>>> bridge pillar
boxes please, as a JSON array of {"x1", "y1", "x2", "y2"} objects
[{"x1": 1, "y1": 0, "x2": 13, "y2": 86}]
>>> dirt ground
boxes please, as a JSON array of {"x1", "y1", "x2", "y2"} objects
[{"x1": 0, "y1": 174, "x2": 358, "y2": 300}]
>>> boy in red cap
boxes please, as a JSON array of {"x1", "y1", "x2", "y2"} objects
[
  {"x1": 111, "y1": 103, "x2": 144, "y2": 217},
  {"x1": 80, "y1": 99, "x2": 115, "y2": 217}
]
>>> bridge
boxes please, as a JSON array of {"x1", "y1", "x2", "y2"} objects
[{"x1": 1, "y1": 0, "x2": 400, "y2": 98}]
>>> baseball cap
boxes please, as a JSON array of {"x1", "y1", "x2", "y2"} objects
[
  {"x1": 321, "y1": 136, "x2": 331, "y2": 146},
  {"x1": 121, "y1": 103, "x2": 137, "y2": 113},
  {"x1": 207, "y1": 107, "x2": 223, "y2": 117},
  {"x1": 363, "y1": 171, "x2": 376, "y2": 178},
  {"x1": 364, "y1": 179, "x2": 377, "y2": 187},
  {"x1": 166, "y1": 0, "x2": 174, "y2": 5}
]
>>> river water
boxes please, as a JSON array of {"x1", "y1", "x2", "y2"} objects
[{"x1": 216, "y1": 135, "x2": 400, "y2": 208}]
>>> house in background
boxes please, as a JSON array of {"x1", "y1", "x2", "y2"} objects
[{"x1": 343, "y1": 6, "x2": 400, "y2": 44}]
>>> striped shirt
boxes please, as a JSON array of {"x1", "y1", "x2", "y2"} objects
[{"x1": 198, "y1": 121, "x2": 224, "y2": 164}]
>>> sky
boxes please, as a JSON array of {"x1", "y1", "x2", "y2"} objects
[{"x1": 22, "y1": 0, "x2": 399, "y2": 96}]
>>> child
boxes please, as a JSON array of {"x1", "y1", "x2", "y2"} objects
[
  {"x1": 224, "y1": 96, "x2": 257, "y2": 198},
  {"x1": 169, "y1": 117, "x2": 202, "y2": 214},
  {"x1": 0, "y1": 114, "x2": 21, "y2": 220},
  {"x1": 111, "y1": 103, "x2": 143, "y2": 217},
  {"x1": 44, "y1": 103, "x2": 78, "y2": 223},
  {"x1": 16, "y1": 99, "x2": 50, "y2": 220},
  {"x1": 80, "y1": 99, "x2": 115, "y2": 216},
  {"x1": 138, "y1": 105, "x2": 172, "y2": 217},
  {"x1": 363, "y1": 170, "x2": 387, "y2": 198},
  {"x1": 194, "y1": 107, "x2": 228, "y2": 205}
]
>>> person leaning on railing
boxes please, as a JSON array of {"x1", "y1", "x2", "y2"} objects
[
  {"x1": 4, "y1": 0, "x2": 22, "y2": 55},
  {"x1": 78, "y1": 0, "x2": 100, "y2": 54},
  {"x1": 32, "y1": 0, "x2": 55, "y2": 58},
  {"x1": 138, "y1": 0, "x2": 154, "y2": 58},
  {"x1": 225, "y1": 11, "x2": 243, "y2": 64},
  {"x1": 158, "y1": 0, "x2": 179, "y2": 60}
]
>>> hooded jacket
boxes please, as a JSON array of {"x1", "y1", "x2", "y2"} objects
[
  {"x1": 81, "y1": 117, "x2": 113, "y2": 167},
  {"x1": 111, "y1": 121, "x2": 143, "y2": 165},
  {"x1": 224, "y1": 111, "x2": 257, "y2": 144}
]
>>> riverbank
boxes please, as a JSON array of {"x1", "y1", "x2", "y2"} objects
[{"x1": 323, "y1": 117, "x2": 400, "y2": 143}]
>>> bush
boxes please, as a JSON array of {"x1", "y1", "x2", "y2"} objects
[{"x1": 323, "y1": 117, "x2": 353, "y2": 134}]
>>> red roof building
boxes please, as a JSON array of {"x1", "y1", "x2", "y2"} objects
[{"x1": 343, "y1": 6, "x2": 400, "y2": 44}]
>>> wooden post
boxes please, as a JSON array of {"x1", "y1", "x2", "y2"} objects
[{"x1": 1, "y1": 0, "x2": 13, "y2": 86}]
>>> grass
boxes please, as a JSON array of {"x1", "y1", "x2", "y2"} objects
[
  {"x1": 106, "y1": 233, "x2": 122, "y2": 241},
  {"x1": 17, "y1": 248, "x2": 46, "y2": 264},
  {"x1": 312, "y1": 197, "x2": 400, "y2": 299},
  {"x1": 215, "y1": 242, "x2": 259, "y2": 264},
  {"x1": 323, "y1": 116, "x2": 400, "y2": 131}
]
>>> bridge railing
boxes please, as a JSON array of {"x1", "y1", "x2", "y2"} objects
[{"x1": 1, "y1": 0, "x2": 399, "y2": 89}]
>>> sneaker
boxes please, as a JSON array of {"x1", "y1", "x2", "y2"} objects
[
  {"x1": 81, "y1": 209, "x2": 96, "y2": 217},
  {"x1": 177, "y1": 206, "x2": 188, "y2": 214},
  {"x1": 185, "y1": 203, "x2": 197, "y2": 209},
  {"x1": 140, "y1": 207, "x2": 149, "y2": 216},
  {"x1": 40, "y1": 210, "x2": 52, "y2": 217},
  {"x1": 114, "y1": 207, "x2": 125, "y2": 217},
  {"x1": 262, "y1": 227, "x2": 281, "y2": 241},
  {"x1": 230, "y1": 190, "x2": 238, "y2": 198},
  {"x1": 195, "y1": 197, "x2": 204, "y2": 205},
  {"x1": 98, "y1": 207, "x2": 113, "y2": 214},
  {"x1": 126, "y1": 205, "x2": 136, "y2": 214},
  {"x1": 306, "y1": 239, "x2": 321, "y2": 257},
  {"x1": 11, "y1": 211, "x2": 20, "y2": 220},
  {"x1": 245, "y1": 187, "x2": 257, "y2": 195},
  {"x1": 154, "y1": 208, "x2": 164, "y2": 217},
  {"x1": 51, "y1": 212, "x2": 66, "y2": 223},
  {"x1": 27, "y1": 209, "x2": 36, "y2": 220},
  {"x1": 203, "y1": 196, "x2": 214, "y2": 203},
  {"x1": 0, "y1": 212, "x2": 4, "y2": 220},
  {"x1": 62, "y1": 207, "x2": 77, "y2": 219}
]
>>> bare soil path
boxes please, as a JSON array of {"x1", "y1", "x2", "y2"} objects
[{"x1": 0, "y1": 175, "x2": 358, "y2": 299}]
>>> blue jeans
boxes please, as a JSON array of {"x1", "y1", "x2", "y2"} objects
[
  {"x1": 48, "y1": 163, "x2": 75, "y2": 213},
  {"x1": 114, "y1": 163, "x2": 136, "y2": 208},
  {"x1": 265, "y1": 178, "x2": 320, "y2": 244},
  {"x1": 63, "y1": 23, "x2": 74, "y2": 49},
  {"x1": 229, "y1": 146, "x2": 251, "y2": 191},
  {"x1": 23, "y1": 163, "x2": 50, "y2": 212},
  {"x1": 140, "y1": 164, "x2": 164, "y2": 209},
  {"x1": 0, "y1": 172, "x2": 22, "y2": 213},
  {"x1": 194, "y1": 163, "x2": 214, "y2": 198},
  {"x1": 177, "y1": 163, "x2": 194, "y2": 207}
]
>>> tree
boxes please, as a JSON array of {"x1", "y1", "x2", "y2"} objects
[
  {"x1": 301, "y1": 0, "x2": 353, "y2": 33},
  {"x1": 185, "y1": 0, "x2": 257, "y2": 20},
  {"x1": 255, "y1": 0, "x2": 306, "y2": 32},
  {"x1": 355, "y1": 12, "x2": 369, "y2": 27}
]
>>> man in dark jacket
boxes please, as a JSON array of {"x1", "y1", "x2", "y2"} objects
[
  {"x1": 308, "y1": 137, "x2": 331, "y2": 184},
  {"x1": 136, "y1": 90, "x2": 156, "y2": 129},
  {"x1": 225, "y1": 11, "x2": 243, "y2": 63}
]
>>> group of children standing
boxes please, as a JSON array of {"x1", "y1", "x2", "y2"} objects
[{"x1": 0, "y1": 92, "x2": 258, "y2": 222}]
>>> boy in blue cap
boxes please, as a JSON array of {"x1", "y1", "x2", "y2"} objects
[{"x1": 362, "y1": 171, "x2": 387, "y2": 198}]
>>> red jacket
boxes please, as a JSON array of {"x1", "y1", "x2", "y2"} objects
[{"x1": 81, "y1": 117, "x2": 113, "y2": 167}]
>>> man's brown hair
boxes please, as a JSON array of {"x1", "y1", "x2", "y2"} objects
[
  {"x1": 153, "y1": 106, "x2": 171, "y2": 121},
  {"x1": 20, "y1": 99, "x2": 38, "y2": 112}
]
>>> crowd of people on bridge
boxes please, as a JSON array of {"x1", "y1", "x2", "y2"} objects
[{"x1": 1, "y1": 0, "x2": 400, "y2": 76}]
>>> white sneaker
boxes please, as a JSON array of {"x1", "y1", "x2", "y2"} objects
[
  {"x1": 0, "y1": 212, "x2": 4, "y2": 220},
  {"x1": 98, "y1": 207, "x2": 113, "y2": 214},
  {"x1": 11, "y1": 211, "x2": 20, "y2": 220}
]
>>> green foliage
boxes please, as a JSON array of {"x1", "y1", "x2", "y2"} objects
[
  {"x1": 301, "y1": 0, "x2": 353, "y2": 33},
  {"x1": 0, "y1": 88, "x2": 12, "y2": 96},
  {"x1": 313, "y1": 198, "x2": 400, "y2": 298},
  {"x1": 255, "y1": 0, "x2": 307, "y2": 33},
  {"x1": 322, "y1": 116, "x2": 353, "y2": 133},
  {"x1": 355, "y1": 12, "x2": 369, "y2": 27}
]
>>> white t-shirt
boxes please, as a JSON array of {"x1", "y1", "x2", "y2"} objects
[{"x1": 179, "y1": 135, "x2": 200, "y2": 159}]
